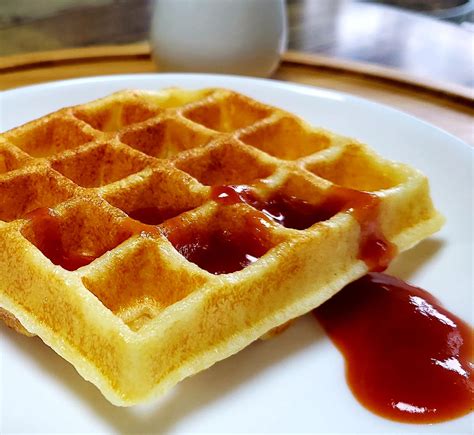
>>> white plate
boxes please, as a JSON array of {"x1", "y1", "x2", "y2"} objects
[{"x1": 0, "y1": 74, "x2": 472, "y2": 434}]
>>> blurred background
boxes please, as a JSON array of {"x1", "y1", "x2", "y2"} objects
[{"x1": 0, "y1": 0, "x2": 473, "y2": 87}]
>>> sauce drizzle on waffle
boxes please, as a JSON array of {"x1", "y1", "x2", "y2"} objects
[{"x1": 212, "y1": 184, "x2": 396, "y2": 272}]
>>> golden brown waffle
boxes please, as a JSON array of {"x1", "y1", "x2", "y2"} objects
[{"x1": 0, "y1": 88, "x2": 444, "y2": 405}]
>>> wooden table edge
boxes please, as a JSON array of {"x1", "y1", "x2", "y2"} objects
[
  {"x1": 283, "y1": 50, "x2": 474, "y2": 107},
  {"x1": 1, "y1": 43, "x2": 473, "y2": 107}
]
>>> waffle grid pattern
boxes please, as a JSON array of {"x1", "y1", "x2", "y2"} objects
[{"x1": 0, "y1": 88, "x2": 443, "y2": 405}]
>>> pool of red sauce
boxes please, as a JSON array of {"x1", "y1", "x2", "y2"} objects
[
  {"x1": 162, "y1": 212, "x2": 272, "y2": 275},
  {"x1": 125, "y1": 197, "x2": 273, "y2": 274},
  {"x1": 315, "y1": 273, "x2": 473, "y2": 424},
  {"x1": 213, "y1": 184, "x2": 473, "y2": 424}
]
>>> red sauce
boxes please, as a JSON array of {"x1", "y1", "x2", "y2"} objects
[
  {"x1": 324, "y1": 187, "x2": 396, "y2": 272},
  {"x1": 315, "y1": 273, "x2": 473, "y2": 424},
  {"x1": 25, "y1": 208, "x2": 159, "y2": 271},
  {"x1": 211, "y1": 184, "x2": 253, "y2": 206},
  {"x1": 211, "y1": 185, "x2": 396, "y2": 271},
  {"x1": 163, "y1": 213, "x2": 272, "y2": 274},
  {"x1": 127, "y1": 206, "x2": 189, "y2": 226},
  {"x1": 25, "y1": 208, "x2": 97, "y2": 271},
  {"x1": 211, "y1": 184, "x2": 340, "y2": 229}
]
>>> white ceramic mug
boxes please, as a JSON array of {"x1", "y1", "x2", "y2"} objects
[{"x1": 150, "y1": 0, "x2": 287, "y2": 77}]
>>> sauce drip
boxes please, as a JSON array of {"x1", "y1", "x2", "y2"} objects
[
  {"x1": 164, "y1": 213, "x2": 272, "y2": 274},
  {"x1": 25, "y1": 208, "x2": 97, "y2": 271},
  {"x1": 325, "y1": 187, "x2": 396, "y2": 272},
  {"x1": 315, "y1": 273, "x2": 473, "y2": 424},
  {"x1": 211, "y1": 185, "x2": 396, "y2": 271}
]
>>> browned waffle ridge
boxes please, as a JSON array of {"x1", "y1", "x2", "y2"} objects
[{"x1": 0, "y1": 88, "x2": 444, "y2": 405}]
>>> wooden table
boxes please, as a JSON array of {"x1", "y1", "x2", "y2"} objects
[{"x1": 1, "y1": 43, "x2": 472, "y2": 145}]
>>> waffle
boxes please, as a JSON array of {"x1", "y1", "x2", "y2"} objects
[{"x1": 0, "y1": 88, "x2": 444, "y2": 406}]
